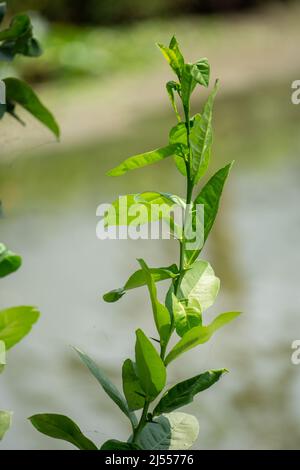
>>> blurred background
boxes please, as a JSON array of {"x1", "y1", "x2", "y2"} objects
[{"x1": 1, "y1": 0, "x2": 300, "y2": 450}]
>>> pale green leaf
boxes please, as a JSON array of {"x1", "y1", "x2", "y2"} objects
[
  {"x1": 0, "y1": 306, "x2": 40, "y2": 350},
  {"x1": 0, "y1": 410, "x2": 12, "y2": 440},
  {"x1": 172, "y1": 294, "x2": 202, "y2": 337}
]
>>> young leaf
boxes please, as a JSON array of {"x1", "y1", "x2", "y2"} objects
[
  {"x1": 135, "y1": 329, "x2": 166, "y2": 400},
  {"x1": 74, "y1": 348, "x2": 137, "y2": 428},
  {"x1": 179, "y1": 260, "x2": 220, "y2": 311},
  {"x1": 136, "y1": 412, "x2": 199, "y2": 450},
  {"x1": 122, "y1": 358, "x2": 145, "y2": 411},
  {"x1": 172, "y1": 294, "x2": 202, "y2": 337},
  {"x1": 100, "y1": 439, "x2": 141, "y2": 450},
  {"x1": 0, "y1": 306, "x2": 40, "y2": 350},
  {"x1": 103, "y1": 264, "x2": 178, "y2": 303},
  {"x1": 0, "y1": 410, "x2": 12, "y2": 440},
  {"x1": 153, "y1": 369, "x2": 227, "y2": 415},
  {"x1": 0, "y1": 340, "x2": 6, "y2": 374},
  {"x1": 157, "y1": 36, "x2": 184, "y2": 79},
  {"x1": 29, "y1": 414, "x2": 97, "y2": 450},
  {"x1": 190, "y1": 81, "x2": 219, "y2": 183},
  {"x1": 180, "y1": 63, "x2": 197, "y2": 111},
  {"x1": 3, "y1": 78, "x2": 60, "y2": 138},
  {"x1": 0, "y1": 242, "x2": 22, "y2": 278},
  {"x1": 194, "y1": 161, "x2": 234, "y2": 243},
  {"x1": 107, "y1": 145, "x2": 177, "y2": 177},
  {"x1": 165, "y1": 312, "x2": 241, "y2": 365},
  {"x1": 190, "y1": 58, "x2": 210, "y2": 88},
  {"x1": 104, "y1": 194, "x2": 159, "y2": 227},
  {"x1": 138, "y1": 259, "x2": 171, "y2": 347},
  {"x1": 166, "y1": 81, "x2": 181, "y2": 121}
]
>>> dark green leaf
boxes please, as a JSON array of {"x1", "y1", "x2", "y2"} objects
[
  {"x1": 190, "y1": 81, "x2": 219, "y2": 183},
  {"x1": 153, "y1": 369, "x2": 227, "y2": 415},
  {"x1": 103, "y1": 264, "x2": 178, "y2": 303},
  {"x1": 0, "y1": 242, "x2": 22, "y2": 277},
  {"x1": 135, "y1": 329, "x2": 166, "y2": 400},
  {"x1": 0, "y1": 14, "x2": 31, "y2": 41},
  {"x1": 74, "y1": 348, "x2": 137, "y2": 428},
  {"x1": 107, "y1": 145, "x2": 176, "y2": 177},
  {"x1": 0, "y1": 306, "x2": 40, "y2": 350},
  {"x1": 100, "y1": 439, "x2": 141, "y2": 450},
  {"x1": 29, "y1": 414, "x2": 97, "y2": 450},
  {"x1": 122, "y1": 358, "x2": 145, "y2": 411},
  {"x1": 3, "y1": 78, "x2": 59, "y2": 138},
  {"x1": 165, "y1": 312, "x2": 241, "y2": 365},
  {"x1": 0, "y1": 3, "x2": 6, "y2": 25},
  {"x1": 138, "y1": 259, "x2": 171, "y2": 347}
]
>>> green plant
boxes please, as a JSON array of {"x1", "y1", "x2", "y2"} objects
[
  {"x1": 29, "y1": 37, "x2": 240, "y2": 450},
  {"x1": 0, "y1": 3, "x2": 59, "y2": 441},
  {"x1": 0, "y1": 2, "x2": 59, "y2": 137}
]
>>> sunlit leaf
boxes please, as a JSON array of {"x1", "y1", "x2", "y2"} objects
[
  {"x1": 0, "y1": 306, "x2": 40, "y2": 350},
  {"x1": 157, "y1": 35, "x2": 184, "y2": 79},
  {"x1": 172, "y1": 294, "x2": 202, "y2": 337}
]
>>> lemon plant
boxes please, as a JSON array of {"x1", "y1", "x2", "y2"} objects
[{"x1": 30, "y1": 37, "x2": 240, "y2": 450}]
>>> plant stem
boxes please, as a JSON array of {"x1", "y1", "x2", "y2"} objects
[{"x1": 132, "y1": 399, "x2": 150, "y2": 444}]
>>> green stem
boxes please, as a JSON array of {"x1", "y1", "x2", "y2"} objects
[{"x1": 132, "y1": 399, "x2": 150, "y2": 444}]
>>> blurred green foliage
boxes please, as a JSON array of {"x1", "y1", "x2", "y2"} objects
[{"x1": 8, "y1": 0, "x2": 292, "y2": 25}]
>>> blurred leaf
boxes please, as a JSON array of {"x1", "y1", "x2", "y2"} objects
[
  {"x1": 153, "y1": 369, "x2": 227, "y2": 415},
  {"x1": 100, "y1": 439, "x2": 141, "y2": 450},
  {"x1": 103, "y1": 264, "x2": 178, "y2": 303},
  {"x1": 122, "y1": 358, "x2": 145, "y2": 411},
  {"x1": 190, "y1": 58, "x2": 210, "y2": 88},
  {"x1": 0, "y1": 410, "x2": 12, "y2": 440},
  {"x1": 190, "y1": 81, "x2": 219, "y2": 183},
  {"x1": 172, "y1": 294, "x2": 202, "y2": 337},
  {"x1": 0, "y1": 306, "x2": 40, "y2": 350},
  {"x1": 0, "y1": 2, "x2": 6, "y2": 25},
  {"x1": 0, "y1": 340, "x2": 5, "y2": 374},
  {"x1": 29, "y1": 414, "x2": 97, "y2": 450},
  {"x1": 74, "y1": 348, "x2": 137, "y2": 428},
  {"x1": 0, "y1": 242, "x2": 22, "y2": 278},
  {"x1": 0, "y1": 14, "x2": 31, "y2": 41},
  {"x1": 104, "y1": 194, "x2": 161, "y2": 227},
  {"x1": 135, "y1": 329, "x2": 166, "y2": 400},
  {"x1": 138, "y1": 259, "x2": 171, "y2": 347},
  {"x1": 107, "y1": 145, "x2": 177, "y2": 177},
  {"x1": 157, "y1": 36, "x2": 184, "y2": 79},
  {"x1": 3, "y1": 78, "x2": 60, "y2": 138},
  {"x1": 179, "y1": 260, "x2": 220, "y2": 311},
  {"x1": 137, "y1": 412, "x2": 199, "y2": 450},
  {"x1": 165, "y1": 312, "x2": 241, "y2": 365}
]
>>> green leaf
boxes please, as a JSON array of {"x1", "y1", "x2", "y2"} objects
[
  {"x1": 29, "y1": 414, "x2": 97, "y2": 450},
  {"x1": 138, "y1": 259, "x2": 171, "y2": 347},
  {"x1": 137, "y1": 412, "x2": 199, "y2": 450},
  {"x1": 74, "y1": 348, "x2": 137, "y2": 428},
  {"x1": 169, "y1": 120, "x2": 190, "y2": 176},
  {"x1": 0, "y1": 340, "x2": 6, "y2": 374},
  {"x1": 135, "y1": 329, "x2": 166, "y2": 400},
  {"x1": 0, "y1": 242, "x2": 22, "y2": 278},
  {"x1": 157, "y1": 36, "x2": 184, "y2": 79},
  {"x1": 100, "y1": 439, "x2": 141, "y2": 450},
  {"x1": 165, "y1": 312, "x2": 241, "y2": 365},
  {"x1": 179, "y1": 260, "x2": 220, "y2": 311},
  {"x1": 104, "y1": 194, "x2": 160, "y2": 227},
  {"x1": 107, "y1": 145, "x2": 177, "y2": 177},
  {"x1": 166, "y1": 81, "x2": 181, "y2": 121},
  {"x1": 181, "y1": 63, "x2": 197, "y2": 111},
  {"x1": 172, "y1": 294, "x2": 202, "y2": 337},
  {"x1": 103, "y1": 264, "x2": 178, "y2": 303},
  {"x1": 0, "y1": 306, "x2": 40, "y2": 350},
  {"x1": 3, "y1": 78, "x2": 60, "y2": 138},
  {"x1": 0, "y1": 14, "x2": 31, "y2": 41},
  {"x1": 195, "y1": 162, "x2": 234, "y2": 243},
  {"x1": 153, "y1": 369, "x2": 227, "y2": 415},
  {"x1": 0, "y1": 3, "x2": 6, "y2": 25},
  {"x1": 122, "y1": 358, "x2": 145, "y2": 411},
  {"x1": 190, "y1": 59, "x2": 210, "y2": 88},
  {"x1": 190, "y1": 81, "x2": 219, "y2": 183},
  {"x1": 0, "y1": 410, "x2": 12, "y2": 440}
]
